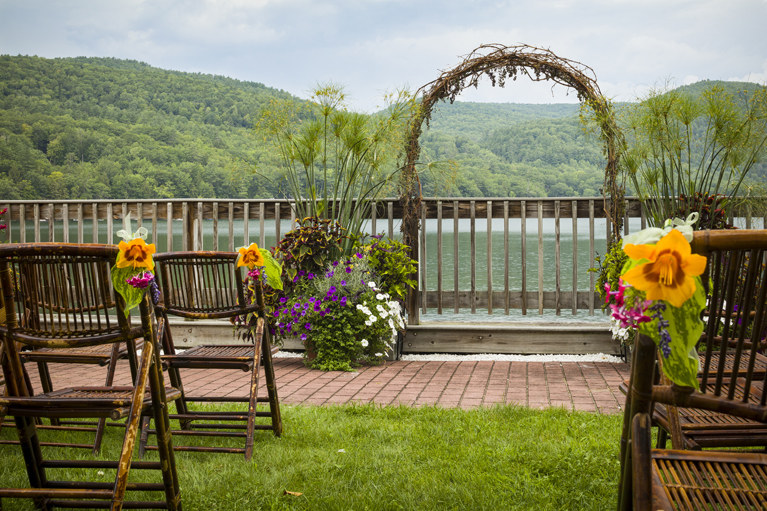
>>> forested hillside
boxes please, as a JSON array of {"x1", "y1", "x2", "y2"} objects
[
  {"x1": 0, "y1": 55, "x2": 300, "y2": 199},
  {"x1": 1, "y1": 55, "x2": 764, "y2": 199}
]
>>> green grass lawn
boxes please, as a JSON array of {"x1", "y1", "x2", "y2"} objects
[{"x1": 0, "y1": 404, "x2": 622, "y2": 510}]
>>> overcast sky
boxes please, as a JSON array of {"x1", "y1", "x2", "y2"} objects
[{"x1": 1, "y1": 0, "x2": 765, "y2": 112}]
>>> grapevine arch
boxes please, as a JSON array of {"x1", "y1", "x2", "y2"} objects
[{"x1": 400, "y1": 43, "x2": 625, "y2": 319}]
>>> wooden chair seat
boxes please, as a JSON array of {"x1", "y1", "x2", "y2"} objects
[
  {"x1": 649, "y1": 448, "x2": 767, "y2": 509},
  {"x1": 164, "y1": 344, "x2": 280, "y2": 371},
  {"x1": 703, "y1": 351, "x2": 767, "y2": 378},
  {"x1": 21, "y1": 340, "x2": 142, "y2": 365},
  {"x1": 1, "y1": 385, "x2": 181, "y2": 417}
]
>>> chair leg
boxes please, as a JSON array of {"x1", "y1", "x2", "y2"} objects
[
  {"x1": 244, "y1": 322, "x2": 264, "y2": 460},
  {"x1": 36, "y1": 362, "x2": 60, "y2": 428},
  {"x1": 147, "y1": 325, "x2": 181, "y2": 510},
  {"x1": 260, "y1": 323, "x2": 282, "y2": 437},
  {"x1": 113, "y1": 336, "x2": 155, "y2": 508},
  {"x1": 13, "y1": 416, "x2": 50, "y2": 510},
  {"x1": 138, "y1": 415, "x2": 151, "y2": 459},
  {"x1": 656, "y1": 427, "x2": 668, "y2": 449},
  {"x1": 160, "y1": 318, "x2": 191, "y2": 429},
  {"x1": 90, "y1": 343, "x2": 123, "y2": 455}
]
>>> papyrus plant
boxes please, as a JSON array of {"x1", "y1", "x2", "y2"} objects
[
  {"x1": 257, "y1": 84, "x2": 417, "y2": 254},
  {"x1": 620, "y1": 84, "x2": 767, "y2": 228}
]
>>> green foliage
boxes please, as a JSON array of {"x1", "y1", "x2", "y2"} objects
[
  {"x1": 256, "y1": 248, "x2": 283, "y2": 291},
  {"x1": 419, "y1": 111, "x2": 608, "y2": 197},
  {"x1": 110, "y1": 264, "x2": 145, "y2": 316},
  {"x1": 3, "y1": 53, "x2": 763, "y2": 201},
  {"x1": 591, "y1": 241, "x2": 629, "y2": 309},
  {"x1": 273, "y1": 216, "x2": 345, "y2": 288},
  {"x1": 362, "y1": 236, "x2": 418, "y2": 303},
  {"x1": 620, "y1": 84, "x2": 767, "y2": 228},
  {"x1": 672, "y1": 193, "x2": 733, "y2": 230},
  {"x1": 0, "y1": 55, "x2": 303, "y2": 199},
  {"x1": 257, "y1": 84, "x2": 416, "y2": 252}
]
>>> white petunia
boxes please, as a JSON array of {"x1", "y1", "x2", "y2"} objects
[
  {"x1": 368, "y1": 281, "x2": 377, "y2": 288},
  {"x1": 361, "y1": 339, "x2": 369, "y2": 347},
  {"x1": 365, "y1": 320, "x2": 373, "y2": 326},
  {"x1": 376, "y1": 293, "x2": 385, "y2": 300},
  {"x1": 375, "y1": 353, "x2": 383, "y2": 357}
]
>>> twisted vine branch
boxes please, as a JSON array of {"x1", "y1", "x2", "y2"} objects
[{"x1": 400, "y1": 43, "x2": 625, "y2": 320}]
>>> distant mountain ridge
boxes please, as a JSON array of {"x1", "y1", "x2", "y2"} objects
[{"x1": 0, "y1": 55, "x2": 763, "y2": 199}]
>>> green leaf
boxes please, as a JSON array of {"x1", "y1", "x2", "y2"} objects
[
  {"x1": 259, "y1": 248, "x2": 283, "y2": 291},
  {"x1": 638, "y1": 277, "x2": 706, "y2": 389},
  {"x1": 110, "y1": 264, "x2": 145, "y2": 317}
]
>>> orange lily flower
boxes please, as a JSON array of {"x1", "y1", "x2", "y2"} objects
[
  {"x1": 116, "y1": 238, "x2": 156, "y2": 272},
  {"x1": 238, "y1": 243, "x2": 265, "y2": 269},
  {"x1": 622, "y1": 228, "x2": 707, "y2": 307}
]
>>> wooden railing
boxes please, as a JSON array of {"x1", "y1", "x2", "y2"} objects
[{"x1": 2, "y1": 197, "x2": 764, "y2": 325}]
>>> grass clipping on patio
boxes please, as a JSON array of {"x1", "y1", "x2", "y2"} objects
[{"x1": 0, "y1": 404, "x2": 621, "y2": 510}]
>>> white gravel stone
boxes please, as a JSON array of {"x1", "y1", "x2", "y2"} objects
[
  {"x1": 273, "y1": 350, "x2": 624, "y2": 363},
  {"x1": 400, "y1": 353, "x2": 624, "y2": 363}
]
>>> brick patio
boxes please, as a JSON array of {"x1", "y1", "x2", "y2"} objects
[{"x1": 25, "y1": 356, "x2": 629, "y2": 414}]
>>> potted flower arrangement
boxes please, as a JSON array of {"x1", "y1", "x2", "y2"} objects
[
  {"x1": 264, "y1": 216, "x2": 416, "y2": 371},
  {"x1": 272, "y1": 254, "x2": 406, "y2": 372}
]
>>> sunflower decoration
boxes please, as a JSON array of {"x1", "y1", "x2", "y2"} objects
[
  {"x1": 236, "y1": 242, "x2": 283, "y2": 291},
  {"x1": 605, "y1": 222, "x2": 708, "y2": 388},
  {"x1": 111, "y1": 214, "x2": 159, "y2": 315}
]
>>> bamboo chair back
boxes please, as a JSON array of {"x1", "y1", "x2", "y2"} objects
[
  {"x1": 2, "y1": 243, "x2": 136, "y2": 347},
  {"x1": 694, "y1": 230, "x2": 767, "y2": 396},
  {"x1": 154, "y1": 251, "x2": 258, "y2": 321}
]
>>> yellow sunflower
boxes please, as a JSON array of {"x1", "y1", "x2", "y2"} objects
[
  {"x1": 116, "y1": 238, "x2": 156, "y2": 272},
  {"x1": 237, "y1": 243, "x2": 265, "y2": 269},
  {"x1": 621, "y1": 228, "x2": 707, "y2": 307}
]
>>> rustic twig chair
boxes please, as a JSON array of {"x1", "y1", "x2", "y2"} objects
[
  {"x1": 618, "y1": 230, "x2": 767, "y2": 510},
  {"x1": 0, "y1": 243, "x2": 182, "y2": 510},
  {"x1": 139, "y1": 251, "x2": 281, "y2": 460}
]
